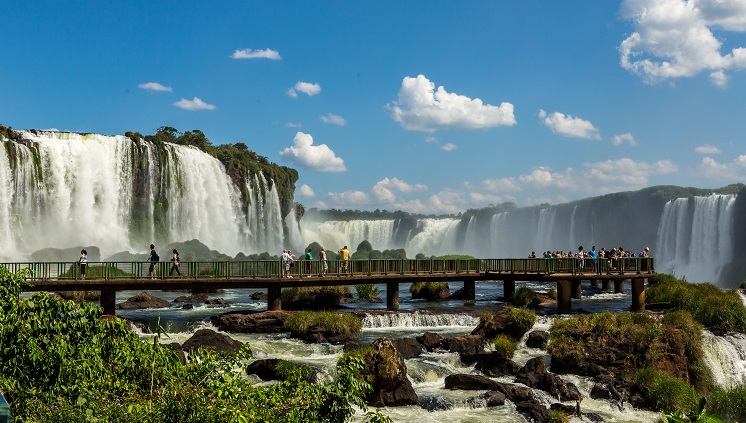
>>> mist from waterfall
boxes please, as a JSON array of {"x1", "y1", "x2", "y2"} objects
[{"x1": 0, "y1": 131, "x2": 285, "y2": 259}]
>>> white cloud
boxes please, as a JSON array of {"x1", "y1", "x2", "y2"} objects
[
  {"x1": 585, "y1": 158, "x2": 678, "y2": 186},
  {"x1": 371, "y1": 177, "x2": 428, "y2": 203},
  {"x1": 519, "y1": 166, "x2": 576, "y2": 189},
  {"x1": 230, "y1": 48, "x2": 282, "y2": 60},
  {"x1": 173, "y1": 97, "x2": 216, "y2": 111},
  {"x1": 619, "y1": 0, "x2": 746, "y2": 85},
  {"x1": 538, "y1": 109, "x2": 601, "y2": 140},
  {"x1": 483, "y1": 177, "x2": 521, "y2": 192},
  {"x1": 298, "y1": 184, "x2": 315, "y2": 197},
  {"x1": 285, "y1": 122, "x2": 303, "y2": 128},
  {"x1": 386, "y1": 74, "x2": 516, "y2": 132},
  {"x1": 709, "y1": 70, "x2": 729, "y2": 87},
  {"x1": 328, "y1": 190, "x2": 370, "y2": 206},
  {"x1": 695, "y1": 144, "x2": 721, "y2": 154},
  {"x1": 696, "y1": 155, "x2": 746, "y2": 179},
  {"x1": 313, "y1": 200, "x2": 329, "y2": 209},
  {"x1": 287, "y1": 81, "x2": 321, "y2": 98},
  {"x1": 425, "y1": 136, "x2": 438, "y2": 143},
  {"x1": 138, "y1": 82, "x2": 172, "y2": 92},
  {"x1": 612, "y1": 133, "x2": 639, "y2": 146},
  {"x1": 279, "y1": 132, "x2": 346, "y2": 172},
  {"x1": 441, "y1": 143, "x2": 458, "y2": 152},
  {"x1": 320, "y1": 113, "x2": 347, "y2": 126}
]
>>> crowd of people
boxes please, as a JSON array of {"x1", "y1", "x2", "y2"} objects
[
  {"x1": 279, "y1": 246, "x2": 349, "y2": 278},
  {"x1": 528, "y1": 245, "x2": 651, "y2": 275}
]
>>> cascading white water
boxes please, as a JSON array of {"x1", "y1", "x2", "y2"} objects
[
  {"x1": 0, "y1": 131, "x2": 286, "y2": 259},
  {"x1": 656, "y1": 194, "x2": 736, "y2": 284},
  {"x1": 405, "y1": 218, "x2": 461, "y2": 256},
  {"x1": 362, "y1": 312, "x2": 479, "y2": 329}
]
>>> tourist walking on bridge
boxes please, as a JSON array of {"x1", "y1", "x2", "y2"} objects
[
  {"x1": 169, "y1": 249, "x2": 181, "y2": 277},
  {"x1": 305, "y1": 249, "x2": 313, "y2": 277},
  {"x1": 338, "y1": 246, "x2": 350, "y2": 274},
  {"x1": 148, "y1": 244, "x2": 159, "y2": 279},
  {"x1": 577, "y1": 246, "x2": 585, "y2": 275},
  {"x1": 78, "y1": 249, "x2": 87, "y2": 280},
  {"x1": 320, "y1": 247, "x2": 328, "y2": 276}
]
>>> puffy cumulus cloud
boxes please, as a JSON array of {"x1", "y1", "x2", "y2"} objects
[
  {"x1": 371, "y1": 177, "x2": 428, "y2": 203},
  {"x1": 695, "y1": 144, "x2": 721, "y2": 154},
  {"x1": 386, "y1": 74, "x2": 516, "y2": 132},
  {"x1": 538, "y1": 110, "x2": 601, "y2": 140},
  {"x1": 441, "y1": 143, "x2": 458, "y2": 152},
  {"x1": 230, "y1": 48, "x2": 282, "y2": 60},
  {"x1": 696, "y1": 155, "x2": 746, "y2": 179},
  {"x1": 483, "y1": 177, "x2": 521, "y2": 192},
  {"x1": 285, "y1": 122, "x2": 303, "y2": 128},
  {"x1": 584, "y1": 157, "x2": 678, "y2": 186},
  {"x1": 298, "y1": 184, "x2": 315, "y2": 198},
  {"x1": 320, "y1": 113, "x2": 347, "y2": 126},
  {"x1": 619, "y1": 0, "x2": 746, "y2": 85},
  {"x1": 519, "y1": 166, "x2": 576, "y2": 189},
  {"x1": 138, "y1": 82, "x2": 172, "y2": 92},
  {"x1": 173, "y1": 97, "x2": 216, "y2": 111},
  {"x1": 279, "y1": 132, "x2": 346, "y2": 172},
  {"x1": 612, "y1": 133, "x2": 639, "y2": 146},
  {"x1": 328, "y1": 190, "x2": 370, "y2": 206},
  {"x1": 287, "y1": 81, "x2": 321, "y2": 98},
  {"x1": 425, "y1": 136, "x2": 438, "y2": 143}
]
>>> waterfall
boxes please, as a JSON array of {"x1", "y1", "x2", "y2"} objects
[
  {"x1": 362, "y1": 312, "x2": 479, "y2": 328},
  {"x1": 0, "y1": 131, "x2": 287, "y2": 259},
  {"x1": 702, "y1": 330, "x2": 746, "y2": 388},
  {"x1": 656, "y1": 194, "x2": 736, "y2": 284}
]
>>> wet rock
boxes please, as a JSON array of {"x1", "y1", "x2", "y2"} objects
[
  {"x1": 590, "y1": 374, "x2": 628, "y2": 404},
  {"x1": 444, "y1": 374, "x2": 501, "y2": 391},
  {"x1": 205, "y1": 298, "x2": 226, "y2": 305},
  {"x1": 291, "y1": 324, "x2": 357, "y2": 345},
  {"x1": 250, "y1": 291, "x2": 268, "y2": 300},
  {"x1": 343, "y1": 340, "x2": 362, "y2": 352},
  {"x1": 448, "y1": 287, "x2": 467, "y2": 300},
  {"x1": 516, "y1": 357, "x2": 581, "y2": 401},
  {"x1": 117, "y1": 291, "x2": 171, "y2": 309},
  {"x1": 174, "y1": 293, "x2": 208, "y2": 302},
  {"x1": 471, "y1": 311, "x2": 532, "y2": 340},
  {"x1": 550, "y1": 403, "x2": 576, "y2": 414},
  {"x1": 182, "y1": 304, "x2": 194, "y2": 310},
  {"x1": 514, "y1": 400, "x2": 550, "y2": 423},
  {"x1": 360, "y1": 338, "x2": 418, "y2": 407},
  {"x1": 211, "y1": 310, "x2": 291, "y2": 333},
  {"x1": 419, "y1": 395, "x2": 452, "y2": 411},
  {"x1": 182, "y1": 328, "x2": 245, "y2": 355},
  {"x1": 526, "y1": 330, "x2": 550, "y2": 349},
  {"x1": 474, "y1": 390, "x2": 506, "y2": 407},
  {"x1": 443, "y1": 334, "x2": 485, "y2": 356},
  {"x1": 416, "y1": 332, "x2": 443, "y2": 351},
  {"x1": 474, "y1": 352, "x2": 520, "y2": 377},
  {"x1": 246, "y1": 358, "x2": 318, "y2": 383},
  {"x1": 165, "y1": 342, "x2": 186, "y2": 363},
  {"x1": 494, "y1": 382, "x2": 534, "y2": 403},
  {"x1": 393, "y1": 337, "x2": 424, "y2": 359}
]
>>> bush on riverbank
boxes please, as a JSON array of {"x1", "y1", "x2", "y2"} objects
[
  {"x1": 355, "y1": 284, "x2": 379, "y2": 300},
  {"x1": 709, "y1": 384, "x2": 746, "y2": 422},
  {"x1": 492, "y1": 335, "x2": 517, "y2": 359},
  {"x1": 281, "y1": 286, "x2": 354, "y2": 310},
  {"x1": 284, "y1": 311, "x2": 363, "y2": 336},
  {"x1": 647, "y1": 273, "x2": 746, "y2": 332},
  {"x1": 409, "y1": 282, "x2": 450, "y2": 300},
  {"x1": 512, "y1": 286, "x2": 541, "y2": 308},
  {"x1": 0, "y1": 266, "x2": 381, "y2": 422},
  {"x1": 634, "y1": 368, "x2": 698, "y2": 414}
]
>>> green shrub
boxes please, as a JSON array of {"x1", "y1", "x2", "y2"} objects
[
  {"x1": 709, "y1": 384, "x2": 746, "y2": 423},
  {"x1": 284, "y1": 311, "x2": 363, "y2": 336},
  {"x1": 548, "y1": 288, "x2": 557, "y2": 300},
  {"x1": 548, "y1": 409, "x2": 570, "y2": 423},
  {"x1": 635, "y1": 368, "x2": 698, "y2": 413},
  {"x1": 355, "y1": 284, "x2": 379, "y2": 300},
  {"x1": 281, "y1": 286, "x2": 353, "y2": 310},
  {"x1": 512, "y1": 286, "x2": 541, "y2": 308},
  {"x1": 409, "y1": 281, "x2": 450, "y2": 300},
  {"x1": 492, "y1": 334, "x2": 517, "y2": 359},
  {"x1": 740, "y1": 281, "x2": 746, "y2": 290},
  {"x1": 504, "y1": 305, "x2": 537, "y2": 334}
]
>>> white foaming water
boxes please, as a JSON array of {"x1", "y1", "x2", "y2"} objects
[
  {"x1": 656, "y1": 194, "x2": 736, "y2": 284},
  {"x1": 702, "y1": 330, "x2": 746, "y2": 388},
  {"x1": 362, "y1": 312, "x2": 479, "y2": 329},
  {"x1": 405, "y1": 218, "x2": 461, "y2": 256},
  {"x1": 300, "y1": 219, "x2": 397, "y2": 252},
  {"x1": 0, "y1": 132, "x2": 285, "y2": 258}
]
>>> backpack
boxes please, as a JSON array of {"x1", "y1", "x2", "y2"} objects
[{"x1": 153, "y1": 252, "x2": 160, "y2": 262}]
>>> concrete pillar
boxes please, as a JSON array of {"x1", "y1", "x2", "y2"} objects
[
  {"x1": 614, "y1": 280, "x2": 625, "y2": 294},
  {"x1": 463, "y1": 280, "x2": 476, "y2": 301},
  {"x1": 387, "y1": 282, "x2": 400, "y2": 311},
  {"x1": 602, "y1": 279, "x2": 610, "y2": 291},
  {"x1": 556, "y1": 280, "x2": 572, "y2": 314},
  {"x1": 590, "y1": 279, "x2": 599, "y2": 288},
  {"x1": 267, "y1": 286, "x2": 282, "y2": 311},
  {"x1": 504, "y1": 279, "x2": 515, "y2": 300},
  {"x1": 572, "y1": 280, "x2": 582, "y2": 299},
  {"x1": 631, "y1": 278, "x2": 645, "y2": 312},
  {"x1": 100, "y1": 290, "x2": 116, "y2": 315}
]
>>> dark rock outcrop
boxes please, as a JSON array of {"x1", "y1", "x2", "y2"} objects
[
  {"x1": 515, "y1": 357, "x2": 581, "y2": 401},
  {"x1": 246, "y1": 358, "x2": 318, "y2": 383},
  {"x1": 211, "y1": 310, "x2": 291, "y2": 333},
  {"x1": 471, "y1": 390, "x2": 506, "y2": 407},
  {"x1": 250, "y1": 291, "x2": 268, "y2": 300},
  {"x1": 205, "y1": 298, "x2": 227, "y2": 305},
  {"x1": 392, "y1": 337, "x2": 424, "y2": 359},
  {"x1": 361, "y1": 338, "x2": 418, "y2": 407},
  {"x1": 474, "y1": 352, "x2": 520, "y2": 377},
  {"x1": 165, "y1": 342, "x2": 187, "y2": 363},
  {"x1": 182, "y1": 328, "x2": 245, "y2": 355},
  {"x1": 117, "y1": 291, "x2": 171, "y2": 309},
  {"x1": 526, "y1": 330, "x2": 550, "y2": 349},
  {"x1": 417, "y1": 332, "x2": 443, "y2": 351},
  {"x1": 471, "y1": 311, "x2": 532, "y2": 340},
  {"x1": 418, "y1": 395, "x2": 452, "y2": 411},
  {"x1": 444, "y1": 335, "x2": 485, "y2": 357},
  {"x1": 444, "y1": 374, "x2": 501, "y2": 391},
  {"x1": 174, "y1": 293, "x2": 208, "y2": 302},
  {"x1": 515, "y1": 400, "x2": 550, "y2": 423}
]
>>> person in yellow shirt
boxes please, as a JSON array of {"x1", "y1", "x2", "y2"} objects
[{"x1": 338, "y1": 246, "x2": 350, "y2": 273}]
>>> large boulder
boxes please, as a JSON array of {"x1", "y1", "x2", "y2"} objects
[
  {"x1": 514, "y1": 400, "x2": 550, "y2": 423},
  {"x1": 360, "y1": 338, "x2": 418, "y2": 407},
  {"x1": 392, "y1": 337, "x2": 424, "y2": 359},
  {"x1": 246, "y1": 359, "x2": 318, "y2": 383},
  {"x1": 443, "y1": 335, "x2": 485, "y2": 357},
  {"x1": 182, "y1": 329, "x2": 245, "y2": 355},
  {"x1": 173, "y1": 293, "x2": 208, "y2": 302},
  {"x1": 474, "y1": 352, "x2": 520, "y2": 377},
  {"x1": 444, "y1": 374, "x2": 501, "y2": 391},
  {"x1": 410, "y1": 282, "x2": 450, "y2": 301},
  {"x1": 211, "y1": 310, "x2": 291, "y2": 333},
  {"x1": 471, "y1": 310, "x2": 532, "y2": 340},
  {"x1": 526, "y1": 330, "x2": 550, "y2": 349},
  {"x1": 515, "y1": 357, "x2": 581, "y2": 401},
  {"x1": 117, "y1": 291, "x2": 171, "y2": 309},
  {"x1": 416, "y1": 332, "x2": 444, "y2": 351}
]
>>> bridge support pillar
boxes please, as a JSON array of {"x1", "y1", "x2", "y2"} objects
[
  {"x1": 503, "y1": 280, "x2": 515, "y2": 300},
  {"x1": 267, "y1": 286, "x2": 282, "y2": 311},
  {"x1": 463, "y1": 280, "x2": 475, "y2": 301},
  {"x1": 602, "y1": 279, "x2": 610, "y2": 291},
  {"x1": 590, "y1": 279, "x2": 599, "y2": 289},
  {"x1": 571, "y1": 280, "x2": 582, "y2": 299},
  {"x1": 631, "y1": 278, "x2": 645, "y2": 312},
  {"x1": 100, "y1": 290, "x2": 116, "y2": 315},
  {"x1": 614, "y1": 280, "x2": 625, "y2": 294},
  {"x1": 387, "y1": 282, "x2": 399, "y2": 311},
  {"x1": 556, "y1": 280, "x2": 572, "y2": 314}
]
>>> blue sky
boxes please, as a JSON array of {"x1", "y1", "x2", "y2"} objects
[{"x1": 2, "y1": 1, "x2": 746, "y2": 214}]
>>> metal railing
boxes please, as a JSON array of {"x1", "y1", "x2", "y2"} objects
[{"x1": 1, "y1": 257, "x2": 654, "y2": 281}]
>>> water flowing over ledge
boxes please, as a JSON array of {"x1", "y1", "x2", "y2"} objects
[{"x1": 362, "y1": 312, "x2": 479, "y2": 329}]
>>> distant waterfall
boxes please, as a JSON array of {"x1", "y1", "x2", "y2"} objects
[
  {"x1": 656, "y1": 194, "x2": 736, "y2": 283},
  {"x1": 0, "y1": 131, "x2": 285, "y2": 259}
]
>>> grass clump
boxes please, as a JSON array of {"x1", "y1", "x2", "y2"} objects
[
  {"x1": 512, "y1": 286, "x2": 541, "y2": 308},
  {"x1": 548, "y1": 288, "x2": 557, "y2": 300},
  {"x1": 547, "y1": 409, "x2": 570, "y2": 423},
  {"x1": 492, "y1": 334, "x2": 517, "y2": 360},
  {"x1": 355, "y1": 284, "x2": 379, "y2": 300},
  {"x1": 504, "y1": 305, "x2": 537, "y2": 335},
  {"x1": 646, "y1": 273, "x2": 746, "y2": 333},
  {"x1": 740, "y1": 281, "x2": 746, "y2": 290},
  {"x1": 709, "y1": 384, "x2": 746, "y2": 422},
  {"x1": 284, "y1": 311, "x2": 363, "y2": 336},
  {"x1": 281, "y1": 286, "x2": 353, "y2": 310},
  {"x1": 409, "y1": 281, "x2": 450, "y2": 300},
  {"x1": 634, "y1": 368, "x2": 698, "y2": 414}
]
